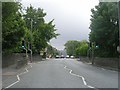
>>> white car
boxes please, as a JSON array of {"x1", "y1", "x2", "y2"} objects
[
  {"x1": 70, "y1": 56, "x2": 74, "y2": 58},
  {"x1": 56, "y1": 55, "x2": 60, "y2": 58},
  {"x1": 66, "y1": 55, "x2": 69, "y2": 58},
  {"x1": 61, "y1": 55, "x2": 64, "y2": 58}
]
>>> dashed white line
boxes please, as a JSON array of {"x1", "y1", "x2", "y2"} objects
[{"x1": 64, "y1": 66, "x2": 95, "y2": 89}]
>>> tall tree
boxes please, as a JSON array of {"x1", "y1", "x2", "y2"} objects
[
  {"x1": 24, "y1": 5, "x2": 59, "y2": 53},
  {"x1": 89, "y1": 2, "x2": 119, "y2": 57},
  {"x1": 64, "y1": 40, "x2": 80, "y2": 56},
  {"x1": 46, "y1": 44, "x2": 59, "y2": 58},
  {"x1": 75, "y1": 40, "x2": 88, "y2": 57},
  {"x1": 2, "y1": 2, "x2": 26, "y2": 53}
]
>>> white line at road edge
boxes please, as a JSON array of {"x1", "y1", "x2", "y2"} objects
[
  {"x1": 3, "y1": 64, "x2": 32, "y2": 89},
  {"x1": 64, "y1": 66, "x2": 95, "y2": 89}
]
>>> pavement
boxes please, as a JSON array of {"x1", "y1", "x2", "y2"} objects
[{"x1": 2, "y1": 58, "x2": 118, "y2": 89}]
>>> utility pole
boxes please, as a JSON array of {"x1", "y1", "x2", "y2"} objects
[
  {"x1": 118, "y1": 0, "x2": 120, "y2": 72},
  {"x1": 88, "y1": 42, "x2": 92, "y2": 63},
  {"x1": 91, "y1": 42, "x2": 95, "y2": 65},
  {"x1": 88, "y1": 42, "x2": 91, "y2": 60},
  {"x1": 22, "y1": 38, "x2": 28, "y2": 64},
  {"x1": 30, "y1": 19, "x2": 33, "y2": 62}
]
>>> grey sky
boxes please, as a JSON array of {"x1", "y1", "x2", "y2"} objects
[{"x1": 21, "y1": 0, "x2": 99, "y2": 50}]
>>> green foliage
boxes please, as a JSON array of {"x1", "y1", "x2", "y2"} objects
[
  {"x1": 75, "y1": 41, "x2": 88, "y2": 56},
  {"x1": 46, "y1": 44, "x2": 59, "y2": 58},
  {"x1": 2, "y1": 2, "x2": 26, "y2": 53},
  {"x1": 64, "y1": 40, "x2": 80, "y2": 56},
  {"x1": 89, "y1": 2, "x2": 119, "y2": 57},
  {"x1": 2, "y1": 3, "x2": 59, "y2": 54},
  {"x1": 24, "y1": 28, "x2": 31, "y2": 43},
  {"x1": 65, "y1": 40, "x2": 88, "y2": 57},
  {"x1": 24, "y1": 5, "x2": 59, "y2": 53}
]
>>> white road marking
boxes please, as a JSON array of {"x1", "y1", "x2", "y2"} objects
[
  {"x1": 4, "y1": 64, "x2": 32, "y2": 89},
  {"x1": 5, "y1": 75, "x2": 20, "y2": 89},
  {"x1": 64, "y1": 66, "x2": 95, "y2": 89},
  {"x1": 17, "y1": 75, "x2": 20, "y2": 81},
  {"x1": 87, "y1": 85, "x2": 95, "y2": 88},
  {"x1": 5, "y1": 80, "x2": 19, "y2": 89},
  {"x1": 101, "y1": 68, "x2": 105, "y2": 70},
  {"x1": 25, "y1": 68, "x2": 29, "y2": 72},
  {"x1": 18, "y1": 68, "x2": 28, "y2": 76},
  {"x1": 30, "y1": 65, "x2": 32, "y2": 68}
]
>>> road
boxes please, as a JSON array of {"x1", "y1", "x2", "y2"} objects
[{"x1": 5, "y1": 58, "x2": 118, "y2": 89}]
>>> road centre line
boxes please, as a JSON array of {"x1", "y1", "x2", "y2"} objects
[{"x1": 64, "y1": 66, "x2": 95, "y2": 89}]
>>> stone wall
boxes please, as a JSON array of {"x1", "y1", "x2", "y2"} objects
[
  {"x1": 29, "y1": 54, "x2": 42, "y2": 61},
  {"x1": 2, "y1": 53, "x2": 28, "y2": 68},
  {"x1": 79, "y1": 57, "x2": 119, "y2": 70},
  {"x1": 2, "y1": 53, "x2": 43, "y2": 68},
  {"x1": 94, "y1": 57, "x2": 118, "y2": 69}
]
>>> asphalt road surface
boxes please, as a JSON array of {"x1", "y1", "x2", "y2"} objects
[{"x1": 5, "y1": 58, "x2": 118, "y2": 89}]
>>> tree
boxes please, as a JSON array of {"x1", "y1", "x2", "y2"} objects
[
  {"x1": 2, "y1": 2, "x2": 26, "y2": 53},
  {"x1": 64, "y1": 40, "x2": 80, "y2": 56},
  {"x1": 23, "y1": 5, "x2": 59, "y2": 53},
  {"x1": 75, "y1": 40, "x2": 88, "y2": 57},
  {"x1": 46, "y1": 44, "x2": 59, "y2": 58},
  {"x1": 89, "y1": 2, "x2": 119, "y2": 57}
]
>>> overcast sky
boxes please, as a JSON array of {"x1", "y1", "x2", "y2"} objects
[{"x1": 21, "y1": 0, "x2": 99, "y2": 50}]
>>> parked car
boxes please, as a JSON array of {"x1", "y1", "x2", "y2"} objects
[
  {"x1": 66, "y1": 55, "x2": 69, "y2": 58},
  {"x1": 56, "y1": 55, "x2": 60, "y2": 58},
  {"x1": 61, "y1": 55, "x2": 64, "y2": 58},
  {"x1": 70, "y1": 56, "x2": 74, "y2": 58}
]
